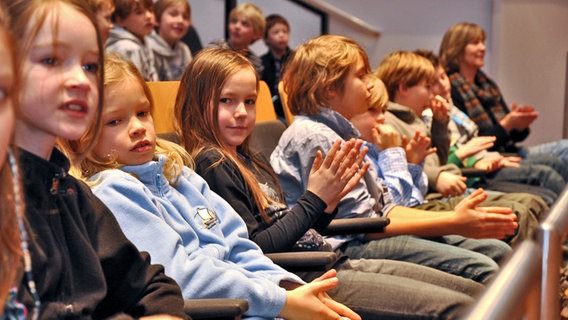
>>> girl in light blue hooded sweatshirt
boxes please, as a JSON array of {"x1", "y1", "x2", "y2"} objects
[{"x1": 66, "y1": 51, "x2": 361, "y2": 320}]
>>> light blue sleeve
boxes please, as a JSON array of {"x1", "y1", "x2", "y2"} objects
[
  {"x1": 408, "y1": 163, "x2": 428, "y2": 206},
  {"x1": 374, "y1": 147, "x2": 426, "y2": 207},
  {"x1": 183, "y1": 169, "x2": 307, "y2": 282}
]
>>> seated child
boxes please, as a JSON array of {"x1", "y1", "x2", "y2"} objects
[
  {"x1": 0, "y1": 6, "x2": 21, "y2": 313},
  {"x1": 88, "y1": 0, "x2": 114, "y2": 42},
  {"x1": 148, "y1": 0, "x2": 193, "y2": 80},
  {"x1": 351, "y1": 70, "x2": 544, "y2": 247},
  {"x1": 349, "y1": 74, "x2": 432, "y2": 208},
  {"x1": 106, "y1": 0, "x2": 159, "y2": 81},
  {"x1": 271, "y1": 34, "x2": 515, "y2": 283},
  {"x1": 261, "y1": 14, "x2": 293, "y2": 121},
  {"x1": 211, "y1": 2, "x2": 264, "y2": 75},
  {"x1": 176, "y1": 46, "x2": 485, "y2": 319},
  {"x1": 376, "y1": 50, "x2": 549, "y2": 245},
  {"x1": 4, "y1": 0, "x2": 186, "y2": 317},
  {"x1": 67, "y1": 52, "x2": 361, "y2": 320},
  {"x1": 415, "y1": 49, "x2": 566, "y2": 203}
]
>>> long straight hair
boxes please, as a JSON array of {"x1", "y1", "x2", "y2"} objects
[
  {"x1": 175, "y1": 47, "x2": 280, "y2": 222},
  {"x1": 0, "y1": 3, "x2": 22, "y2": 311},
  {"x1": 3, "y1": 0, "x2": 106, "y2": 166}
]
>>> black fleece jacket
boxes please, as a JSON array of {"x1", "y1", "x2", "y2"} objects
[{"x1": 17, "y1": 148, "x2": 188, "y2": 320}]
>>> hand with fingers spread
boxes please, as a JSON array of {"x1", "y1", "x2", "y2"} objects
[
  {"x1": 279, "y1": 269, "x2": 361, "y2": 320},
  {"x1": 371, "y1": 123, "x2": 402, "y2": 150},
  {"x1": 404, "y1": 131, "x2": 436, "y2": 165},
  {"x1": 454, "y1": 136, "x2": 496, "y2": 160},
  {"x1": 473, "y1": 157, "x2": 503, "y2": 173},
  {"x1": 451, "y1": 189, "x2": 518, "y2": 239},
  {"x1": 307, "y1": 139, "x2": 370, "y2": 213},
  {"x1": 435, "y1": 171, "x2": 467, "y2": 198}
]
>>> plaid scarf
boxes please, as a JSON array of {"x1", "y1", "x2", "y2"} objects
[{"x1": 448, "y1": 69, "x2": 508, "y2": 132}]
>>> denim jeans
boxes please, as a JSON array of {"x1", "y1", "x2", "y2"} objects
[
  {"x1": 518, "y1": 139, "x2": 568, "y2": 169},
  {"x1": 520, "y1": 153, "x2": 568, "y2": 182},
  {"x1": 490, "y1": 163, "x2": 565, "y2": 195},
  {"x1": 340, "y1": 234, "x2": 510, "y2": 284},
  {"x1": 328, "y1": 259, "x2": 483, "y2": 319}
]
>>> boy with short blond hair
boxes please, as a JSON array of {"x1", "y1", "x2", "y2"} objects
[
  {"x1": 377, "y1": 50, "x2": 547, "y2": 245},
  {"x1": 377, "y1": 51, "x2": 455, "y2": 193},
  {"x1": 106, "y1": 0, "x2": 159, "y2": 81},
  {"x1": 271, "y1": 34, "x2": 515, "y2": 284},
  {"x1": 211, "y1": 2, "x2": 265, "y2": 74}
]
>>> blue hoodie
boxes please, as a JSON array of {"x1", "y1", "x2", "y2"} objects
[{"x1": 91, "y1": 155, "x2": 304, "y2": 319}]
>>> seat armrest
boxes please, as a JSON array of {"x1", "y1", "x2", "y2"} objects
[
  {"x1": 460, "y1": 167, "x2": 489, "y2": 178},
  {"x1": 157, "y1": 132, "x2": 181, "y2": 144},
  {"x1": 321, "y1": 217, "x2": 390, "y2": 236},
  {"x1": 265, "y1": 251, "x2": 337, "y2": 271},
  {"x1": 184, "y1": 299, "x2": 249, "y2": 319}
]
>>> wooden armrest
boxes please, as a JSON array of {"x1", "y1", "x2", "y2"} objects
[
  {"x1": 265, "y1": 251, "x2": 337, "y2": 272},
  {"x1": 184, "y1": 299, "x2": 248, "y2": 319},
  {"x1": 321, "y1": 217, "x2": 390, "y2": 235}
]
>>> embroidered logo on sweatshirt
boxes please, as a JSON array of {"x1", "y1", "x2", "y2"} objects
[{"x1": 196, "y1": 208, "x2": 218, "y2": 229}]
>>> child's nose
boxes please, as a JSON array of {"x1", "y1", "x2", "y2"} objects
[
  {"x1": 66, "y1": 64, "x2": 91, "y2": 91},
  {"x1": 234, "y1": 102, "x2": 250, "y2": 119},
  {"x1": 130, "y1": 119, "x2": 146, "y2": 135},
  {"x1": 367, "y1": 81, "x2": 375, "y2": 92}
]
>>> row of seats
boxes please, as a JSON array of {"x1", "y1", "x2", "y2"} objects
[
  {"x1": 147, "y1": 80, "x2": 280, "y2": 134},
  {"x1": 146, "y1": 80, "x2": 390, "y2": 318},
  {"x1": 148, "y1": 79, "x2": 297, "y2": 162},
  {"x1": 148, "y1": 81, "x2": 568, "y2": 319}
]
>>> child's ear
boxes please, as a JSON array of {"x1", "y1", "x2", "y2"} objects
[
  {"x1": 324, "y1": 86, "x2": 337, "y2": 100},
  {"x1": 115, "y1": 16, "x2": 126, "y2": 27},
  {"x1": 397, "y1": 83, "x2": 409, "y2": 98},
  {"x1": 252, "y1": 31, "x2": 262, "y2": 43}
]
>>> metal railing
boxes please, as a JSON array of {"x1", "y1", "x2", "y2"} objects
[
  {"x1": 300, "y1": 0, "x2": 381, "y2": 37},
  {"x1": 462, "y1": 186, "x2": 568, "y2": 319},
  {"x1": 538, "y1": 186, "x2": 568, "y2": 319}
]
